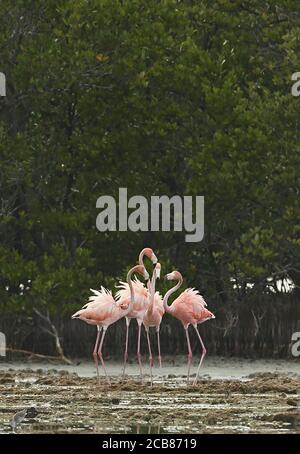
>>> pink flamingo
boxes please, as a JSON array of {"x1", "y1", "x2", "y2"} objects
[
  {"x1": 71, "y1": 264, "x2": 149, "y2": 384},
  {"x1": 163, "y1": 271, "x2": 215, "y2": 385},
  {"x1": 143, "y1": 262, "x2": 164, "y2": 385},
  {"x1": 116, "y1": 247, "x2": 158, "y2": 378}
]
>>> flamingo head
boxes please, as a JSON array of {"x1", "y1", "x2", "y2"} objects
[
  {"x1": 118, "y1": 300, "x2": 130, "y2": 310},
  {"x1": 135, "y1": 264, "x2": 149, "y2": 281},
  {"x1": 140, "y1": 247, "x2": 158, "y2": 264},
  {"x1": 127, "y1": 265, "x2": 149, "y2": 305},
  {"x1": 154, "y1": 262, "x2": 161, "y2": 279},
  {"x1": 164, "y1": 270, "x2": 182, "y2": 281},
  {"x1": 201, "y1": 309, "x2": 216, "y2": 322}
]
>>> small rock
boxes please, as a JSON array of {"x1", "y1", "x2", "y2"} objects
[
  {"x1": 26, "y1": 407, "x2": 38, "y2": 418},
  {"x1": 286, "y1": 399, "x2": 299, "y2": 407},
  {"x1": 11, "y1": 409, "x2": 27, "y2": 430},
  {"x1": 58, "y1": 370, "x2": 68, "y2": 376}
]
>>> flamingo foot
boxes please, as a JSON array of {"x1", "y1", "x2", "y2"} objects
[
  {"x1": 93, "y1": 352, "x2": 100, "y2": 385},
  {"x1": 193, "y1": 349, "x2": 207, "y2": 385},
  {"x1": 187, "y1": 353, "x2": 192, "y2": 385},
  {"x1": 137, "y1": 353, "x2": 143, "y2": 380},
  {"x1": 122, "y1": 352, "x2": 129, "y2": 378},
  {"x1": 149, "y1": 355, "x2": 154, "y2": 387}
]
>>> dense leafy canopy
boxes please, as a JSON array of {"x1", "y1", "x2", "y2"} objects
[{"x1": 0, "y1": 1, "x2": 299, "y2": 333}]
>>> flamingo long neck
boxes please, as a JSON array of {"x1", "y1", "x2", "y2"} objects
[
  {"x1": 126, "y1": 265, "x2": 140, "y2": 311},
  {"x1": 163, "y1": 278, "x2": 183, "y2": 314},
  {"x1": 139, "y1": 248, "x2": 151, "y2": 292},
  {"x1": 139, "y1": 249, "x2": 146, "y2": 266},
  {"x1": 146, "y1": 268, "x2": 156, "y2": 316}
]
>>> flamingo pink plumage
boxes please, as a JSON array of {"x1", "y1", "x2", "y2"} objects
[
  {"x1": 143, "y1": 262, "x2": 164, "y2": 384},
  {"x1": 117, "y1": 247, "x2": 158, "y2": 378},
  {"x1": 163, "y1": 271, "x2": 215, "y2": 385},
  {"x1": 71, "y1": 264, "x2": 149, "y2": 383}
]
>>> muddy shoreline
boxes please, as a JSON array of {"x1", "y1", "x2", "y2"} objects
[{"x1": 0, "y1": 362, "x2": 300, "y2": 434}]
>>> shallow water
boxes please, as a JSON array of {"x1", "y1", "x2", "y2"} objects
[
  {"x1": 0, "y1": 358, "x2": 299, "y2": 434},
  {"x1": 1, "y1": 356, "x2": 300, "y2": 380}
]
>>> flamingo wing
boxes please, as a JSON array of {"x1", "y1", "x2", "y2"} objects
[
  {"x1": 171, "y1": 288, "x2": 207, "y2": 320},
  {"x1": 72, "y1": 287, "x2": 117, "y2": 322},
  {"x1": 115, "y1": 277, "x2": 149, "y2": 311},
  {"x1": 174, "y1": 288, "x2": 206, "y2": 306}
]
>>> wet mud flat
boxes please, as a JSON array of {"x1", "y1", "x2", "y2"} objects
[{"x1": 0, "y1": 368, "x2": 300, "y2": 434}]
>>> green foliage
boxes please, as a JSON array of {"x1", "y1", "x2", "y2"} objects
[{"x1": 0, "y1": 0, "x2": 299, "y2": 317}]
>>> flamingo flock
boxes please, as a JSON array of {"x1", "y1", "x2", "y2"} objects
[{"x1": 72, "y1": 248, "x2": 215, "y2": 385}]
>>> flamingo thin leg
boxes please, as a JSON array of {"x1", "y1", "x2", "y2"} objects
[
  {"x1": 156, "y1": 327, "x2": 162, "y2": 368},
  {"x1": 193, "y1": 324, "x2": 207, "y2": 385},
  {"x1": 93, "y1": 326, "x2": 102, "y2": 383},
  {"x1": 97, "y1": 327, "x2": 110, "y2": 385},
  {"x1": 146, "y1": 328, "x2": 153, "y2": 386},
  {"x1": 185, "y1": 326, "x2": 193, "y2": 384},
  {"x1": 137, "y1": 320, "x2": 143, "y2": 379},
  {"x1": 122, "y1": 317, "x2": 131, "y2": 377}
]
